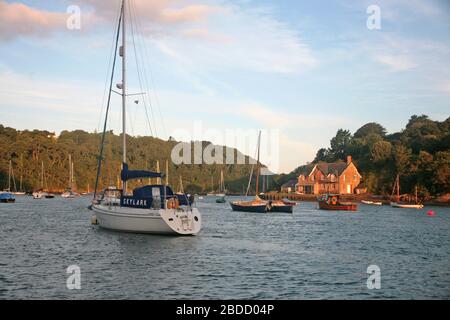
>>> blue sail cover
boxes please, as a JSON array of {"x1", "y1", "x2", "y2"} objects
[{"x1": 120, "y1": 163, "x2": 163, "y2": 182}]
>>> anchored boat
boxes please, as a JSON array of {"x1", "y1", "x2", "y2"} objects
[
  {"x1": 231, "y1": 131, "x2": 293, "y2": 213},
  {"x1": 89, "y1": 0, "x2": 201, "y2": 235},
  {"x1": 1, "y1": 160, "x2": 16, "y2": 202},
  {"x1": 318, "y1": 194, "x2": 357, "y2": 211},
  {"x1": 390, "y1": 175, "x2": 424, "y2": 209},
  {"x1": 61, "y1": 154, "x2": 80, "y2": 198},
  {"x1": 215, "y1": 170, "x2": 226, "y2": 203}
]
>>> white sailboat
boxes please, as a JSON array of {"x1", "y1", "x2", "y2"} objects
[
  {"x1": 89, "y1": 0, "x2": 201, "y2": 235},
  {"x1": 33, "y1": 161, "x2": 55, "y2": 199},
  {"x1": 390, "y1": 175, "x2": 424, "y2": 209},
  {"x1": 216, "y1": 170, "x2": 226, "y2": 197},
  {"x1": 61, "y1": 154, "x2": 80, "y2": 198}
]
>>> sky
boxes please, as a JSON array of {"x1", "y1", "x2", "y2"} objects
[{"x1": 0, "y1": 0, "x2": 449, "y2": 173}]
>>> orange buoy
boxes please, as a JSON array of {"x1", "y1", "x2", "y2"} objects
[{"x1": 427, "y1": 210, "x2": 435, "y2": 216}]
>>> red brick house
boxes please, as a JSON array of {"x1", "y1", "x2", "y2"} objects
[{"x1": 296, "y1": 156, "x2": 362, "y2": 195}]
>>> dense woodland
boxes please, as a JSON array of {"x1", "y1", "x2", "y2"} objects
[
  {"x1": 272, "y1": 115, "x2": 450, "y2": 197},
  {"x1": 1, "y1": 114, "x2": 449, "y2": 197},
  {"x1": 0, "y1": 126, "x2": 256, "y2": 194}
]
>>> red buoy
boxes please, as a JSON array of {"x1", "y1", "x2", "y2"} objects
[{"x1": 427, "y1": 210, "x2": 435, "y2": 216}]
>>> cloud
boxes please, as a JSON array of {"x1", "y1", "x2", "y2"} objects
[
  {"x1": 436, "y1": 81, "x2": 450, "y2": 93},
  {"x1": 0, "y1": 0, "x2": 222, "y2": 41},
  {"x1": 0, "y1": 1, "x2": 67, "y2": 40},
  {"x1": 0, "y1": 1, "x2": 317, "y2": 75},
  {"x1": 374, "y1": 54, "x2": 417, "y2": 72},
  {"x1": 153, "y1": 5, "x2": 317, "y2": 74}
]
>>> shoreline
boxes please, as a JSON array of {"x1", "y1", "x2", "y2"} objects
[{"x1": 258, "y1": 192, "x2": 450, "y2": 207}]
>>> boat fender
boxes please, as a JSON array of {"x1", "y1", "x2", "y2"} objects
[
  {"x1": 167, "y1": 198, "x2": 180, "y2": 209},
  {"x1": 91, "y1": 215, "x2": 98, "y2": 225}
]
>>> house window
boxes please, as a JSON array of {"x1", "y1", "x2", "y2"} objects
[
  {"x1": 353, "y1": 175, "x2": 357, "y2": 181},
  {"x1": 343, "y1": 175, "x2": 345, "y2": 182}
]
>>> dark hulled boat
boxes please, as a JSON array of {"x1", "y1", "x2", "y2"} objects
[
  {"x1": 230, "y1": 131, "x2": 294, "y2": 213},
  {"x1": 317, "y1": 194, "x2": 357, "y2": 211},
  {"x1": 268, "y1": 200, "x2": 294, "y2": 213},
  {"x1": 230, "y1": 199, "x2": 268, "y2": 212}
]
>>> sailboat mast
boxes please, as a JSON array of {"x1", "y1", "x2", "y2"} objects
[
  {"x1": 255, "y1": 131, "x2": 261, "y2": 196},
  {"x1": 41, "y1": 161, "x2": 44, "y2": 189},
  {"x1": 68, "y1": 154, "x2": 72, "y2": 188},
  {"x1": 20, "y1": 154, "x2": 23, "y2": 191},
  {"x1": 8, "y1": 160, "x2": 11, "y2": 191},
  {"x1": 396, "y1": 174, "x2": 400, "y2": 202},
  {"x1": 121, "y1": 0, "x2": 127, "y2": 193}
]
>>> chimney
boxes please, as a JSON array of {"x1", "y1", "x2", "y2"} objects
[{"x1": 347, "y1": 155, "x2": 352, "y2": 164}]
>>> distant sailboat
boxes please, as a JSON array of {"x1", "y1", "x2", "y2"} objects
[
  {"x1": 61, "y1": 154, "x2": 80, "y2": 198},
  {"x1": 13, "y1": 154, "x2": 26, "y2": 195},
  {"x1": 33, "y1": 161, "x2": 54, "y2": 199},
  {"x1": 206, "y1": 176, "x2": 215, "y2": 196},
  {"x1": 216, "y1": 170, "x2": 226, "y2": 203},
  {"x1": 89, "y1": 0, "x2": 201, "y2": 235},
  {"x1": 390, "y1": 175, "x2": 424, "y2": 209},
  {"x1": 1, "y1": 160, "x2": 16, "y2": 202}
]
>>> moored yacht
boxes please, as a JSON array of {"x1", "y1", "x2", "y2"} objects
[{"x1": 89, "y1": 0, "x2": 201, "y2": 235}]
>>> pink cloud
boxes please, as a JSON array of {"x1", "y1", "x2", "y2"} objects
[
  {"x1": 0, "y1": 0, "x2": 222, "y2": 41},
  {"x1": 0, "y1": 1, "x2": 67, "y2": 40}
]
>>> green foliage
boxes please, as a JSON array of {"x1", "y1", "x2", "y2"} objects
[
  {"x1": 276, "y1": 115, "x2": 450, "y2": 196},
  {"x1": 329, "y1": 129, "x2": 352, "y2": 161},
  {"x1": 0, "y1": 125, "x2": 255, "y2": 194}
]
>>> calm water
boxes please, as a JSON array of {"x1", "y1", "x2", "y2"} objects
[{"x1": 0, "y1": 195, "x2": 449, "y2": 299}]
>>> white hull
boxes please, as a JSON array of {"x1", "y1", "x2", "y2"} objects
[
  {"x1": 361, "y1": 200, "x2": 382, "y2": 206},
  {"x1": 91, "y1": 204, "x2": 201, "y2": 235},
  {"x1": 62, "y1": 192, "x2": 80, "y2": 198},
  {"x1": 390, "y1": 202, "x2": 424, "y2": 209},
  {"x1": 33, "y1": 191, "x2": 47, "y2": 199}
]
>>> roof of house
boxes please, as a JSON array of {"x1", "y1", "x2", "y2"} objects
[
  {"x1": 317, "y1": 162, "x2": 348, "y2": 176},
  {"x1": 297, "y1": 161, "x2": 357, "y2": 177}
]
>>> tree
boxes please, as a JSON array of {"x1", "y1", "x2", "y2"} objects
[
  {"x1": 371, "y1": 141, "x2": 392, "y2": 163},
  {"x1": 329, "y1": 129, "x2": 352, "y2": 161},
  {"x1": 313, "y1": 148, "x2": 329, "y2": 163},
  {"x1": 354, "y1": 122, "x2": 387, "y2": 139},
  {"x1": 392, "y1": 144, "x2": 411, "y2": 176}
]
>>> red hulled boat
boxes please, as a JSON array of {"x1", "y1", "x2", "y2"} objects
[{"x1": 317, "y1": 194, "x2": 357, "y2": 211}]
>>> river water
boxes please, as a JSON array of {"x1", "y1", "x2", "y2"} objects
[{"x1": 1, "y1": 195, "x2": 449, "y2": 299}]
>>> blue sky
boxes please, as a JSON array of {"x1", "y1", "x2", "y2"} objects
[{"x1": 0, "y1": 0, "x2": 449, "y2": 173}]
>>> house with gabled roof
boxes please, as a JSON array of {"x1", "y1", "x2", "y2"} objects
[{"x1": 296, "y1": 156, "x2": 362, "y2": 195}]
